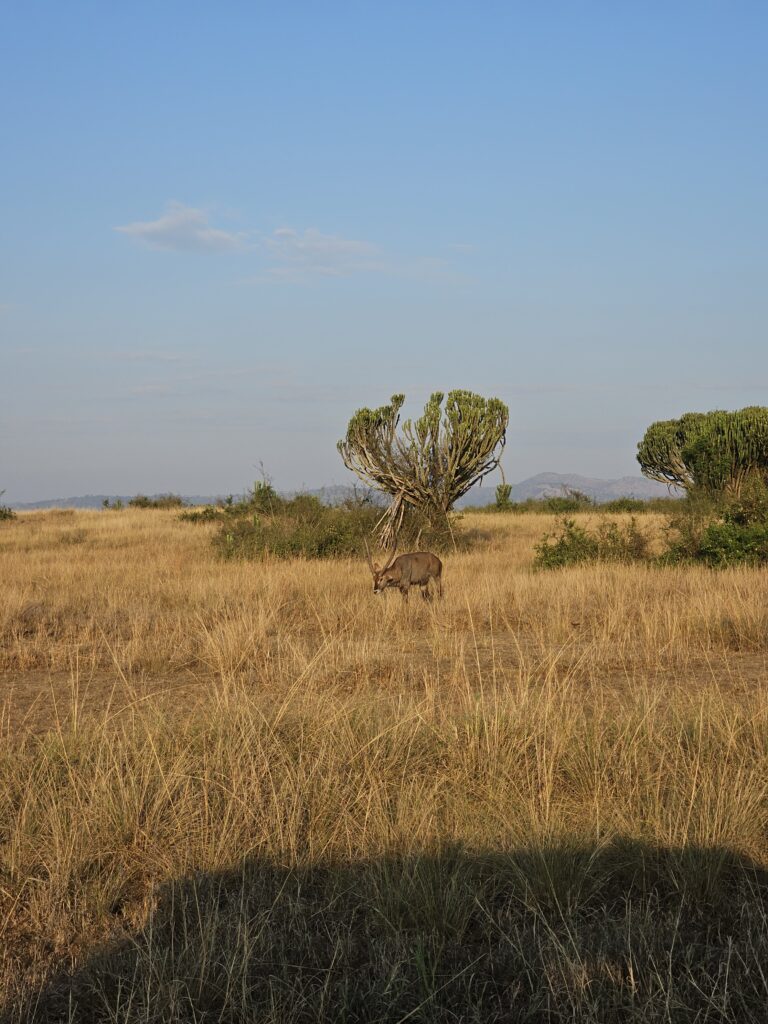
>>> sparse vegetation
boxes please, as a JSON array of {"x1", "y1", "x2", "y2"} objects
[
  {"x1": 494, "y1": 481, "x2": 512, "y2": 509},
  {"x1": 0, "y1": 491, "x2": 15, "y2": 521},
  {"x1": 663, "y1": 477, "x2": 768, "y2": 566},
  {"x1": 473, "y1": 491, "x2": 681, "y2": 515},
  {"x1": 182, "y1": 480, "x2": 458, "y2": 560},
  {"x1": 2, "y1": 678, "x2": 766, "y2": 1023},
  {"x1": 600, "y1": 496, "x2": 647, "y2": 513},
  {"x1": 178, "y1": 502, "x2": 221, "y2": 522},
  {"x1": 213, "y1": 492, "x2": 382, "y2": 560},
  {"x1": 532, "y1": 473, "x2": 768, "y2": 570},
  {"x1": 213, "y1": 492, "x2": 458, "y2": 561},
  {"x1": 486, "y1": 487, "x2": 597, "y2": 515},
  {"x1": 534, "y1": 515, "x2": 652, "y2": 569},
  {"x1": 1, "y1": 507, "x2": 767, "y2": 1022},
  {"x1": 179, "y1": 480, "x2": 283, "y2": 523},
  {"x1": 128, "y1": 493, "x2": 186, "y2": 509}
]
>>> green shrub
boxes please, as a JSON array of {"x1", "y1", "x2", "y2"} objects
[
  {"x1": 495, "y1": 483, "x2": 512, "y2": 509},
  {"x1": 663, "y1": 480, "x2": 768, "y2": 567},
  {"x1": 534, "y1": 516, "x2": 651, "y2": 569},
  {"x1": 510, "y1": 489, "x2": 597, "y2": 515},
  {"x1": 471, "y1": 494, "x2": 683, "y2": 515},
  {"x1": 658, "y1": 477, "x2": 768, "y2": 566},
  {"x1": 211, "y1": 488, "x2": 466, "y2": 561},
  {"x1": 723, "y1": 475, "x2": 768, "y2": 526},
  {"x1": 0, "y1": 491, "x2": 15, "y2": 521},
  {"x1": 180, "y1": 481, "x2": 285, "y2": 524},
  {"x1": 534, "y1": 519, "x2": 597, "y2": 567},
  {"x1": 179, "y1": 504, "x2": 222, "y2": 523},
  {"x1": 541, "y1": 492, "x2": 595, "y2": 513},
  {"x1": 601, "y1": 496, "x2": 683, "y2": 514},
  {"x1": 214, "y1": 495, "x2": 383, "y2": 561},
  {"x1": 694, "y1": 520, "x2": 768, "y2": 566},
  {"x1": 601, "y1": 497, "x2": 647, "y2": 513},
  {"x1": 661, "y1": 489, "x2": 722, "y2": 561},
  {"x1": 474, "y1": 488, "x2": 598, "y2": 515},
  {"x1": 128, "y1": 494, "x2": 185, "y2": 510}
]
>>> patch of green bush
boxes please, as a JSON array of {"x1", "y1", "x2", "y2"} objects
[
  {"x1": 472, "y1": 494, "x2": 682, "y2": 515},
  {"x1": 495, "y1": 483, "x2": 512, "y2": 509},
  {"x1": 213, "y1": 494, "x2": 385, "y2": 561},
  {"x1": 722, "y1": 475, "x2": 768, "y2": 527},
  {"x1": 693, "y1": 521, "x2": 768, "y2": 566},
  {"x1": 215, "y1": 506, "x2": 370, "y2": 560},
  {"x1": 128, "y1": 494, "x2": 186, "y2": 510},
  {"x1": 471, "y1": 489, "x2": 596, "y2": 514},
  {"x1": 540, "y1": 491, "x2": 595, "y2": 513},
  {"x1": 0, "y1": 491, "x2": 15, "y2": 521},
  {"x1": 534, "y1": 516, "x2": 651, "y2": 569},
  {"x1": 206, "y1": 482, "x2": 466, "y2": 561},
  {"x1": 179, "y1": 504, "x2": 222, "y2": 523},
  {"x1": 664, "y1": 478, "x2": 768, "y2": 566},
  {"x1": 179, "y1": 482, "x2": 284, "y2": 523},
  {"x1": 600, "y1": 497, "x2": 647, "y2": 513}
]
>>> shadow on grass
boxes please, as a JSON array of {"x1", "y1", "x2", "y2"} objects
[{"x1": 7, "y1": 838, "x2": 768, "y2": 1023}]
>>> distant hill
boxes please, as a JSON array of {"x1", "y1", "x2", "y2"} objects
[
  {"x1": 9, "y1": 495, "x2": 130, "y2": 510},
  {"x1": 8, "y1": 487, "x2": 381, "y2": 511},
  {"x1": 458, "y1": 473, "x2": 682, "y2": 507},
  {"x1": 10, "y1": 475, "x2": 680, "y2": 510},
  {"x1": 8, "y1": 494, "x2": 227, "y2": 511}
]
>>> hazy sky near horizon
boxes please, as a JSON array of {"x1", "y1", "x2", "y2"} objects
[{"x1": 2, "y1": 2, "x2": 767, "y2": 501}]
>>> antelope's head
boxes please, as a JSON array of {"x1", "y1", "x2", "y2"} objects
[{"x1": 364, "y1": 541, "x2": 398, "y2": 594}]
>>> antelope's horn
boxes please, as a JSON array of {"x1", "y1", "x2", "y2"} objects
[
  {"x1": 382, "y1": 543, "x2": 398, "y2": 572},
  {"x1": 363, "y1": 539, "x2": 376, "y2": 574}
]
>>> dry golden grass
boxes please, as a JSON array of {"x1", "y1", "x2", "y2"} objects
[
  {"x1": 3, "y1": 509, "x2": 768, "y2": 701},
  {"x1": 1, "y1": 509, "x2": 767, "y2": 1021}
]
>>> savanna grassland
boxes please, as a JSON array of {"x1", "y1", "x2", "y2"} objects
[{"x1": 1, "y1": 509, "x2": 767, "y2": 1022}]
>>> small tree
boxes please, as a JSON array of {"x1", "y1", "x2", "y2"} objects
[
  {"x1": 338, "y1": 390, "x2": 508, "y2": 546},
  {"x1": 637, "y1": 407, "x2": 768, "y2": 497},
  {"x1": 495, "y1": 483, "x2": 513, "y2": 509},
  {"x1": 0, "y1": 490, "x2": 15, "y2": 521}
]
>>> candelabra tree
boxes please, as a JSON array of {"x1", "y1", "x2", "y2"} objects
[
  {"x1": 338, "y1": 390, "x2": 509, "y2": 547},
  {"x1": 637, "y1": 407, "x2": 768, "y2": 496}
]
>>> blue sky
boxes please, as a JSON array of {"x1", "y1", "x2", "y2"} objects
[{"x1": 2, "y1": 2, "x2": 767, "y2": 501}]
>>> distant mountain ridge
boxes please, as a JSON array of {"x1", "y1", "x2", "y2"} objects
[
  {"x1": 458, "y1": 472, "x2": 682, "y2": 507},
  {"x1": 9, "y1": 474, "x2": 680, "y2": 510}
]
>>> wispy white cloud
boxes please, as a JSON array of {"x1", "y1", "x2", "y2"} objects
[
  {"x1": 262, "y1": 227, "x2": 381, "y2": 278},
  {"x1": 255, "y1": 227, "x2": 465, "y2": 283},
  {"x1": 115, "y1": 202, "x2": 244, "y2": 252},
  {"x1": 113, "y1": 205, "x2": 461, "y2": 283}
]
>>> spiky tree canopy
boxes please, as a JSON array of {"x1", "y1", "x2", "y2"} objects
[
  {"x1": 637, "y1": 407, "x2": 768, "y2": 495},
  {"x1": 338, "y1": 391, "x2": 508, "y2": 541}
]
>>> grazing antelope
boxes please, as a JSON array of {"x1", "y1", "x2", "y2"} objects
[{"x1": 364, "y1": 541, "x2": 443, "y2": 601}]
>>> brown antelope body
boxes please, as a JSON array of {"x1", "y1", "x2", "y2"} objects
[{"x1": 365, "y1": 543, "x2": 443, "y2": 601}]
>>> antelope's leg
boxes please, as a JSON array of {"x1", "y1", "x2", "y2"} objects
[{"x1": 399, "y1": 564, "x2": 412, "y2": 600}]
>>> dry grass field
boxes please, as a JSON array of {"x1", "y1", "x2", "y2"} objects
[{"x1": 1, "y1": 508, "x2": 767, "y2": 1022}]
